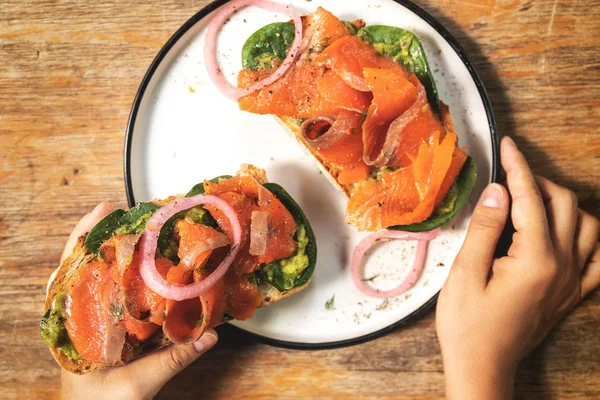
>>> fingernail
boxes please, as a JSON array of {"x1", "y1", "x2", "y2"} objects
[
  {"x1": 193, "y1": 330, "x2": 218, "y2": 353},
  {"x1": 481, "y1": 183, "x2": 504, "y2": 208},
  {"x1": 503, "y1": 136, "x2": 517, "y2": 150}
]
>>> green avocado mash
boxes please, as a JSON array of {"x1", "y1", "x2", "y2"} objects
[
  {"x1": 113, "y1": 211, "x2": 154, "y2": 235},
  {"x1": 40, "y1": 292, "x2": 82, "y2": 361},
  {"x1": 256, "y1": 226, "x2": 310, "y2": 292},
  {"x1": 434, "y1": 183, "x2": 458, "y2": 216}
]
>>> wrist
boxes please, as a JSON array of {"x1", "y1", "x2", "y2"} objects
[{"x1": 443, "y1": 354, "x2": 515, "y2": 400}]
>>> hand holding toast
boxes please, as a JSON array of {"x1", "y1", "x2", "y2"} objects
[{"x1": 59, "y1": 203, "x2": 218, "y2": 400}]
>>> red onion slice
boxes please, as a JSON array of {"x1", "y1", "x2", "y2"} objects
[
  {"x1": 249, "y1": 210, "x2": 269, "y2": 256},
  {"x1": 350, "y1": 228, "x2": 441, "y2": 298},
  {"x1": 204, "y1": 0, "x2": 303, "y2": 100},
  {"x1": 139, "y1": 195, "x2": 242, "y2": 301}
]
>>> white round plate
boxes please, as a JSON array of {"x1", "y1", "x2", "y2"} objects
[{"x1": 125, "y1": 0, "x2": 499, "y2": 347}]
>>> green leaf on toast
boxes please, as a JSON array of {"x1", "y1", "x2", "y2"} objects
[
  {"x1": 242, "y1": 22, "x2": 295, "y2": 70},
  {"x1": 85, "y1": 209, "x2": 126, "y2": 254},
  {"x1": 85, "y1": 203, "x2": 159, "y2": 254}
]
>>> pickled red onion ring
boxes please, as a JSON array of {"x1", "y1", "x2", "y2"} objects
[
  {"x1": 139, "y1": 194, "x2": 241, "y2": 301},
  {"x1": 350, "y1": 228, "x2": 441, "y2": 298},
  {"x1": 204, "y1": 0, "x2": 302, "y2": 101}
]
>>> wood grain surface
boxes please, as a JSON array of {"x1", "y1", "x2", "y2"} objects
[{"x1": 1, "y1": 0, "x2": 599, "y2": 398}]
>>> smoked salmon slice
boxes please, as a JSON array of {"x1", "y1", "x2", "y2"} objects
[
  {"x1": 162, "y1": 220, "x2": 227, "y2": 344},
  {"x1": 361, "y1": 67, "x2": 444, "y2": 167},
  {"x1": 315, "y1": 35, "x2": 409, "y2": 91},
  {"x1": 238, "y1": 59, "x2": 371, "y2": 118},
  {"x1": 122, "y1": 253, "x2": 172, "y2": 342},
  {"x1": 346, "y1": 130, "x2": 457, "y2": 230},
  {"x1": 223, "y1": 268, "x2": 262, "y2": 320},
  {"x1": 300, "y1": 109, "x2": 371, "y2": 185},
  {"x1": 435, "y1": 105, "x2": 468, "y2": 205},
  {"x1": 203, "y1": 175, "x2": 297, "y2": 273},
  {"x1": 238, "y1": 8, "x2": 371, "y2": 118},
  {"x1": 65, "y1": 260, "x2": 114, "y2": 363}
]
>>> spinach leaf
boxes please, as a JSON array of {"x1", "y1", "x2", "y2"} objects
[
  {"x1": 357, "y1": 25, "x2": 440, "y2": 114},
  {"x1": 242, "y1": 22, "x2": 296, "y2": 70},
  {"x1": 390, "y1": 156, "x2": 478, "y2": 232},
  {"x1": 85, "y1": 203, "x2": 161, "y2": 254},
  {"x1": 85, "y1": 209, "x2": 126, "y2": 254}
]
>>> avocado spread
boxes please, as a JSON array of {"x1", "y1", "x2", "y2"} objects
[
  {"x1": 257, "y1": 225, "x2": 310, "y2": 292},
  {"x1": 434, "y1": 183, "x2": 458, "y2": 216},
  {"x1": 113, "y1": 211, "x2": 154, "y2": 235},
  {"x1": 40, "y1": 292, "x2": 82, "y2": 361}
]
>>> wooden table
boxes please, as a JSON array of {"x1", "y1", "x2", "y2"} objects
[{"x1": 1, "y1": 0, "x2": 599, "y2": 398}]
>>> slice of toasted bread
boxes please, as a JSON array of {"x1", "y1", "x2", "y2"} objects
[
  {"x1": 45, "y1": 169, "x2": 312, "y2": 374},
  {"x1": 46, "y1": 236, "x2": 310, "y2": 374}
]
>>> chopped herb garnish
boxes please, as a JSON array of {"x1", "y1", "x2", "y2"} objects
[
  {"x1": 361, "y1": 274, "x2": 380, "y2": 282},
  {"x1": 359, "y1": 110, "x2": 368, "y2": 124},
  {"x1": 109, "y1": 301, "x2": 124, "y2": 319},
  {"x1": 325, "y1": 295, "x2": 335, "y2": 310}
]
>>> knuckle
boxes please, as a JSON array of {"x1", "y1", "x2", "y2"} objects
[
  {"x1": 556, "y1": 186, "x2": 578, "y2": 210},
  {"x1": 470, "y1": 212, "x2": 505, "y2": 232},
  {"x1": 529, "y1": 261, "x2": 559, "y2": 288},
  {"x1": 588, "y1": 214, "x2": 600, "y2": 236},
  {"x1": 565, "y1": 189, "x2": 578, "y2": 210},
  {"x1": 163, "y1": 346, "x2": 191, "y2": 373}
]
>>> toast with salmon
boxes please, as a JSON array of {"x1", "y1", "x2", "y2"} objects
[
  {"x1": 42, "y1": 165, "x2": 316, "y2": 374},
  {"x1": 234, "y1": 7, "x2": 477, "y2": 232}
]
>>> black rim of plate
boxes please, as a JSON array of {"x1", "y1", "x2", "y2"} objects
[{"x1": 124, "y1": 0, "x2": 500, "y2": 350}]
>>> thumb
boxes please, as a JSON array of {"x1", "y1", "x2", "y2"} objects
[
  {"x1": 127, "y1": 329, "x2": 219, "y2": 397},
  {"x1": 454, "y1": 183, "x2": 509, "y2": 286}
]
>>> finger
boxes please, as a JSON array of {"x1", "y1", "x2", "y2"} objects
[
  {"x1": 500, "y1": 137, "x2": 551, "y2": 249},
  {"x1": 453, "y1": 183, "x2": 509, "y2": 286},
  {"x1": 126, "y1": 329, "x2": 218, "y2": 398},
  {"x1": 581, "y1": 244, "x2": 600, "y2": 298},
  {"x1": 535, "y1": 176, "x2": 578, "y2": 255},
  {"x1": 61, "y1": 202, "x2": 114, "y2": 262},
  {"x1": 574, "y1": 210, "x2": 600, "y2": 270}
]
